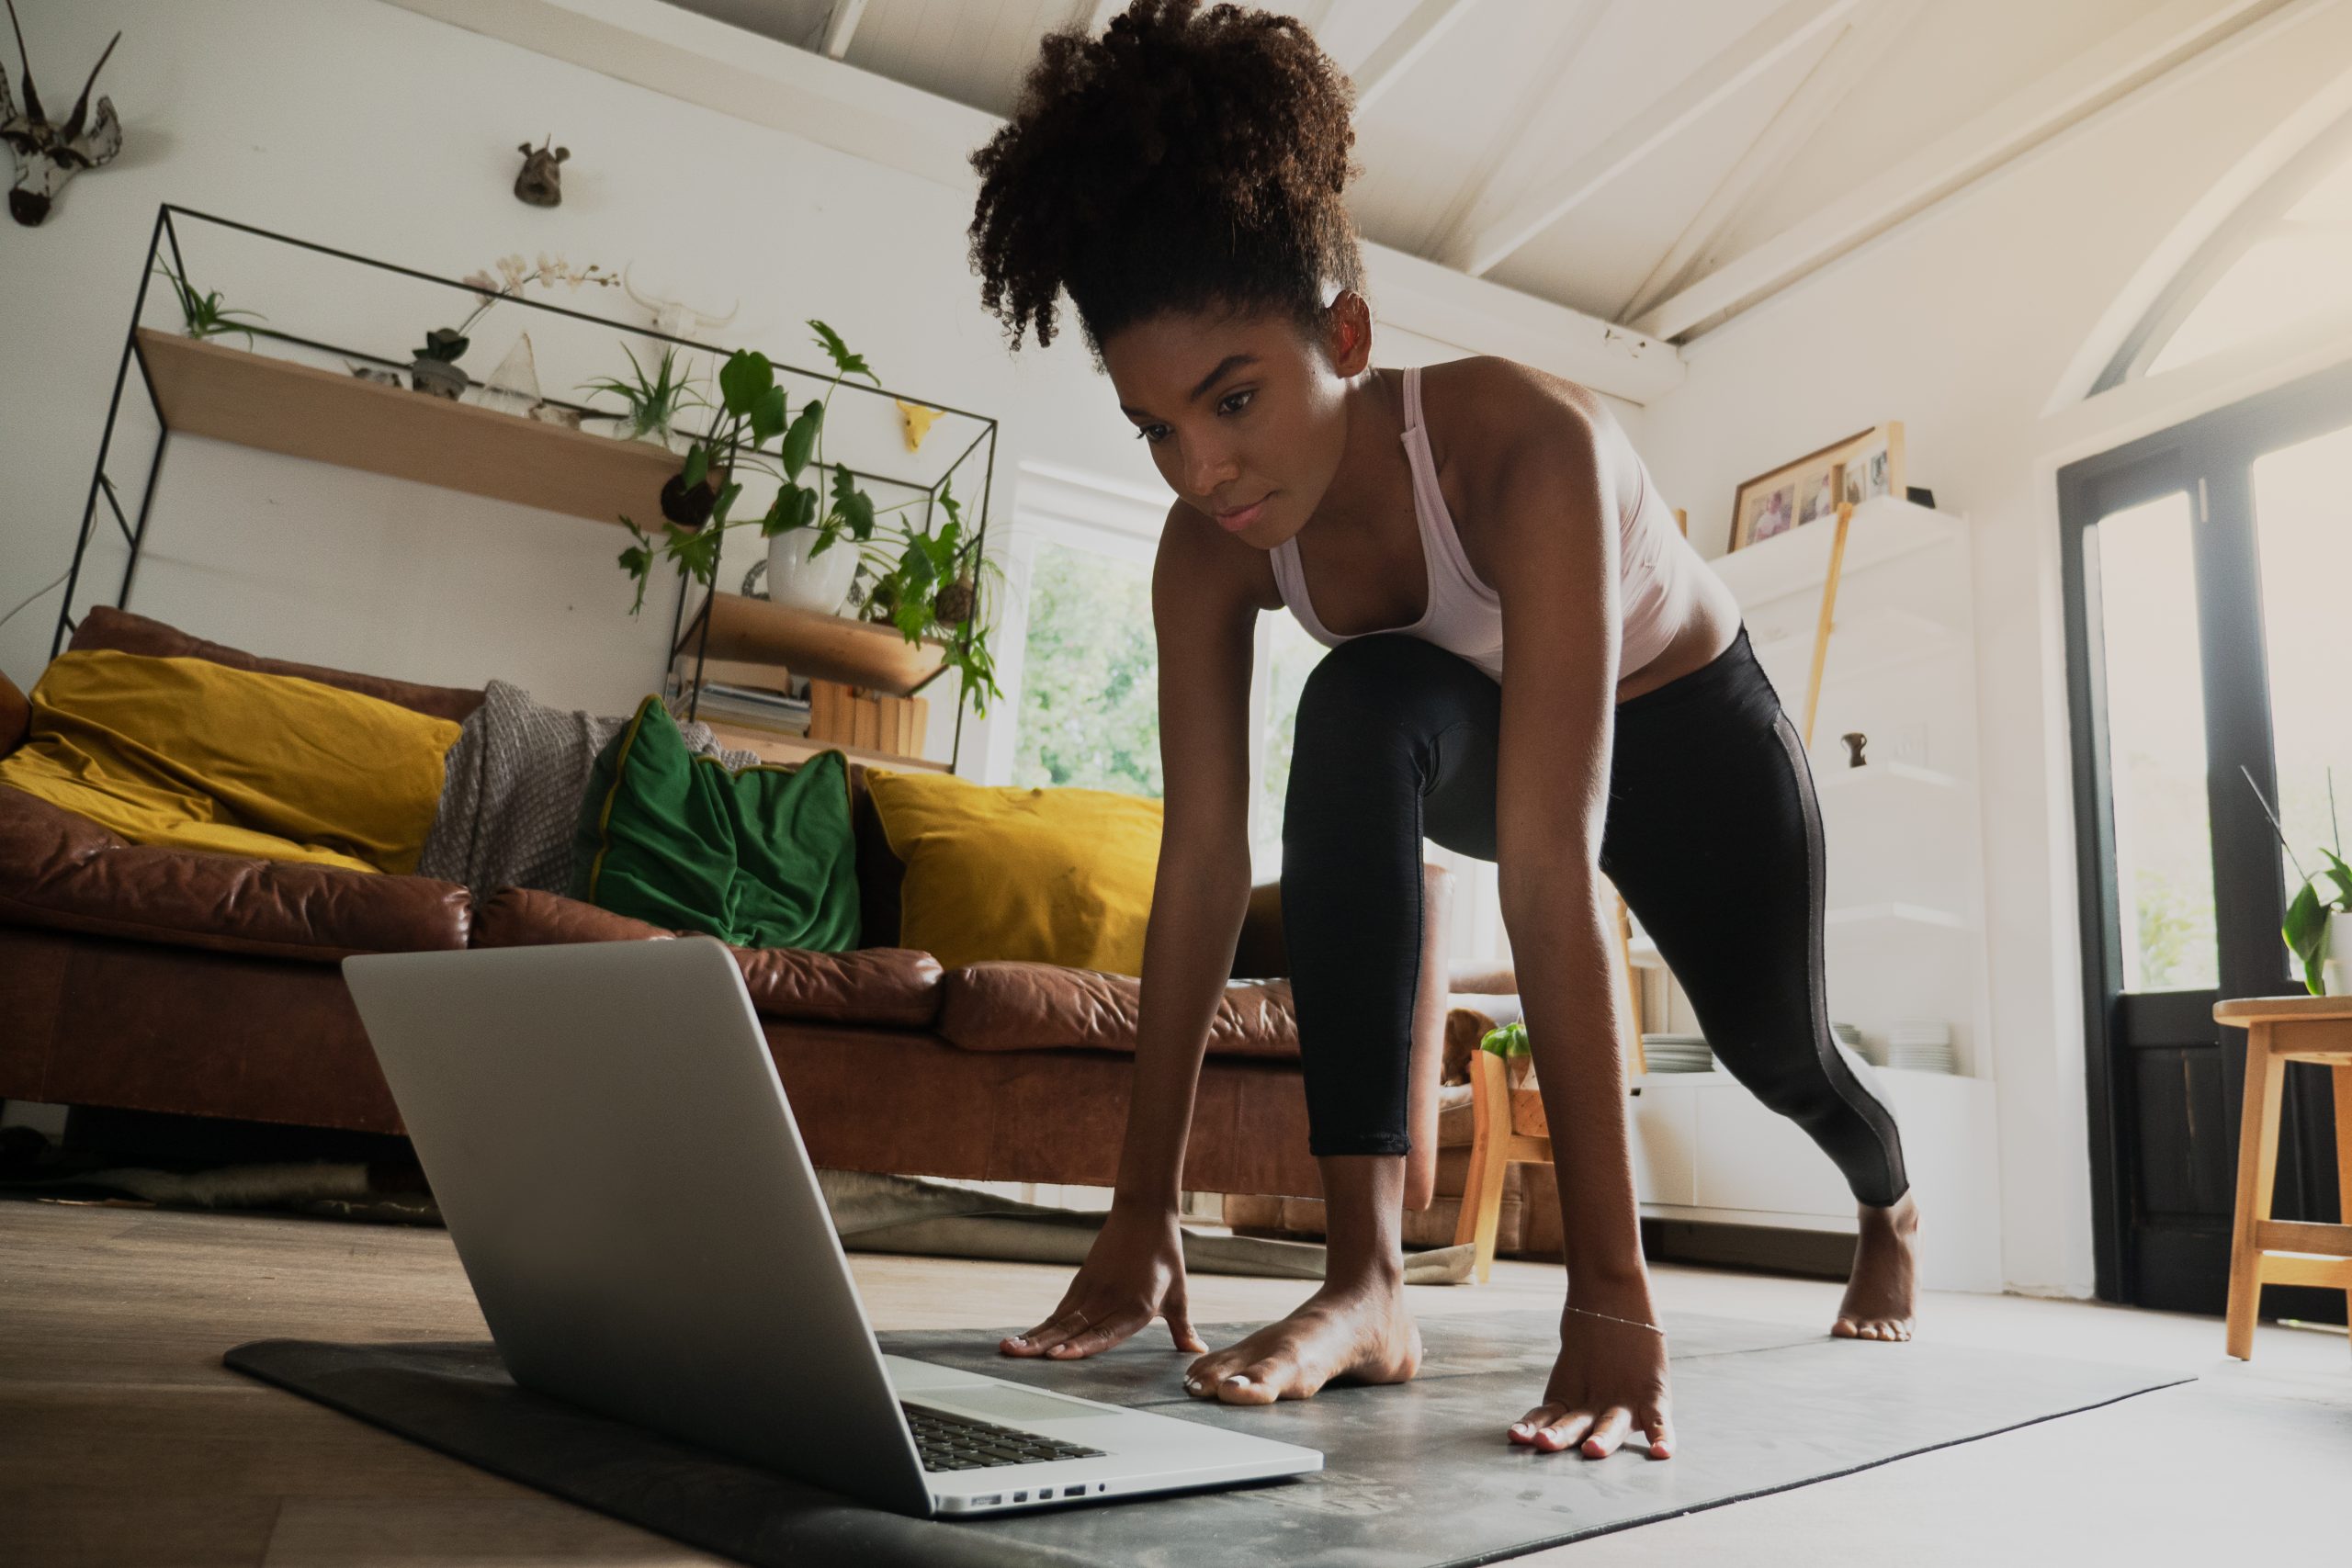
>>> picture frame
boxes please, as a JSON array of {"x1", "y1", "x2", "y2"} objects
[{"x1": 1727, "y1": 423, "x2": 1905, "y2": 552}]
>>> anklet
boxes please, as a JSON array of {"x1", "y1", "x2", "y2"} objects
[{"x1": 1566, "y1": 1305, "x2": 1665, "y2": 1336}]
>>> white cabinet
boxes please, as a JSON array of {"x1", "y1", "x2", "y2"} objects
[
  {"x1": 1630, "y1": 1070, "x2": 2003, "y2": 1292},
  {"x1": 1624, "y1": 497, "x2": 2003, "y2": 1292}
]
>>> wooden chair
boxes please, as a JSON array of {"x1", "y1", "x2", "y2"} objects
[
  {"x1": 2211, "y1": 994, "x2": 2352, "y2": 1359},
  {"x1": 1453, "y1": 894, "x2": 1645, "y2": 1281}
]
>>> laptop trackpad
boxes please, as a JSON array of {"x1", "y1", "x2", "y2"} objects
[{"x1": 943, "y1": 1386, "x2": 1123, "y2": 1426}]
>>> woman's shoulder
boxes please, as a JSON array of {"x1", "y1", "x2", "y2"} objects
[
  {"x1": 1154, "y1": 494, "x2": 1285, "y2": 614},
  {"x1": 1418, "y1": 356, "x2": 1611, "y2": 511}
]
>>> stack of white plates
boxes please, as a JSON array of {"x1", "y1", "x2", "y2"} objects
[
  {"x1": 1886, "y1": 1021, "x2": 1956, "y2": 1074},
  {"x1": 1641, "y1": 1032, "x2": 1713, "y2": 1073},
  {"x1": 1830, "y1": 1021, "x2": 1873, "y2": 1064}
]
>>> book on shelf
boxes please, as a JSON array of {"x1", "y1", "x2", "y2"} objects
[
  {"x1": 683, "y1": 693, "x2": 813, "y2": 738},
  {"x1": 669, "y1": 653, "x2": 808, "y2": 698}
]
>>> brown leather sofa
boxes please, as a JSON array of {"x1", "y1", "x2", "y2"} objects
[{"x1": 0, "y1": 609, "x2": 1455, "y2": 1210}]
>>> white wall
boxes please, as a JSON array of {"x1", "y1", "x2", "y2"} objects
[
  {"x1": 1635, "y1": 4, "x2": 2352, "y2": 1296},
  {"x1": 0, "y1": 0, "x2": 1178, "y2": 773}
]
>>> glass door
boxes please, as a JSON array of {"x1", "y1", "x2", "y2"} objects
[{"x1": 2062, "y1": 360, "x2": 2352, "y2": 1315}]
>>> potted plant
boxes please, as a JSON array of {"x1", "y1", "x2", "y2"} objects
[
  {"x1": 413, "y1": 253, "x2": 620, "y2": 400},
  {"x1": 1479, "y1": 1021, "x2": 1537, "y2": 1091},
  {"x1": 580, "y1": 342, "x2": 705, "y2": 451},
  {"x1": 615, "y1": 320, "x2": 1004, "y2": 716},
  {"x1": 153, "y1": 257, "x2": 265, "y2": 345},
  {"x1": 2246, "y1": 767, "x2": 2352, "y2": 995}
]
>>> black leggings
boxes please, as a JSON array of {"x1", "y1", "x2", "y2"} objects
[{"x1": 1277, "y1": 626, "x2": 1908, "y2": 1209}]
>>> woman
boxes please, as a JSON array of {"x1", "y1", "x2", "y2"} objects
[{"x1": 965, "y1": 0, "x2": 1918, "y2": 1462}]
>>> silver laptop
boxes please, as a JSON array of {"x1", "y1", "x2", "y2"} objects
[{"x1": 340, "y1": 936, "x2": 1321, "y2": 1517}]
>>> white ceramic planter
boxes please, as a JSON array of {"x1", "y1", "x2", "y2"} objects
[
  {"x1": 2324, "y1": 909, "x2": 2352, "y2": 996},
  {"x1": 767, "y1": 527, "x2": 857, "y2": 615}
]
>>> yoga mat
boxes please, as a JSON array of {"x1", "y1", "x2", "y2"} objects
[{"x1": 226, "y1": 1309, "x2": 2188, "y2": 1568}]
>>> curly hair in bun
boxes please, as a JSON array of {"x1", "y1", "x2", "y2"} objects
[{"x1": 967, "y1": 0, "x2": 1367, "y2": 366}]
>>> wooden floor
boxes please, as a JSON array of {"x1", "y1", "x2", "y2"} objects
[{"x1": 5, "y1": 1197, "x2": 2346, "y2": 1565}]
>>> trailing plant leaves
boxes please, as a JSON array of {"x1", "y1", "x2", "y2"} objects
[
  {"x1": 751, "y1": 385, "x2": 787, "y2": 445},
  {"x1": 718, "y1": 350, "x2": 774, "y2": 418},
  {"x1": 832, "y1": 466, "x2": 875, "y2": 540},
  {"x1": 712, "y1": 480, "x2": 741, "y2": 527},
  {"x1": 683, "y1": 445, "x2": 709, "y2": 491},
  {"x1": 782, "y1": 404, "x2": 821, "y2": 479},
  {"x1": 662, "y1": 521, "x2": 724, "y2": 587},
  {"x1": 809, "y1": 319, "x2": 878, "y2": 386},
  {"x1": 617, "y1": 518, "x2": 654, "y2": 615}
]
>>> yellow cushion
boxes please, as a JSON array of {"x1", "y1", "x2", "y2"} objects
[
  {"x1": 865, "y1": 769, "x2": 1161, "y2": 975},
  {"x1": 0, "y1": 649, "x2": 461, "y2": 874}
]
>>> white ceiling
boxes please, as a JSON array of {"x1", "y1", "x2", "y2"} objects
[{"x1": 658, "y1": 0, "x2": 2302, "y2": 341}]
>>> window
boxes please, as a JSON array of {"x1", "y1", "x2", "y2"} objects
[
  {"x1": 2097, "y1": 115, "x2": 2352, "y2": 391},
  {"x1": 1009, "y1": 538, "x2": 1161, "y2": 797},
  {"x1": 1003, "y1": 469, "x2": 1508, "y2": 976},
  {"x1": 1005, "y1": 530, "x2": 1329, "y2": 858}
]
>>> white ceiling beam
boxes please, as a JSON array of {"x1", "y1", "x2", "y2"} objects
[
  {"x1": 1420, "y1": 0, "x2": 1614, "y2": 263},
  {"x1": 1634, "y1": 0, "x2": 2309, "y2": 342},
  {"x1": 377, "y1": 0, "x2": 1684, "y2": 402},
  {"x1": 817, "y1": 0, "x2": 866, "y2": 60},
  {"x1": 1351, "y1": 0, "x2": 1483, "y2": 117},
  {"x1": 1438, "y1": 0, "x2": 1864, "y2": 277},
  {"x1": 1616, "y1": 0, "x2": 1924, "y2": 323}
]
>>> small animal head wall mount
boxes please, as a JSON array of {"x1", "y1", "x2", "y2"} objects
[
  {"x1": 514, "y1": 136, "x2": 568, "y2": 207},
  {"x1": 1, "y1": 2, "x2": 124, "y2": 227}
]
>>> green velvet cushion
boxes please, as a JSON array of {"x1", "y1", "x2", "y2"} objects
[{"x1": 571, "y1": 697, "x2": 861, "y2": 953}]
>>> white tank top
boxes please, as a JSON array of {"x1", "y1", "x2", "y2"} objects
[{"x1": 1267, "y1": 364, "x2": 1694, "y2": 682}]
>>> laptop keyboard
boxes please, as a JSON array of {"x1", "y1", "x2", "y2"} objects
[{"x1": 903, "y1": 1402, "x2": 1106, "y2": 1471}]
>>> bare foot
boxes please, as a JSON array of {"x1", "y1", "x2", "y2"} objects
[
  {"x1": 1834, "y1": 1189, "x2": 1919, "y2": 1341},
  {"x1": 1181, "y1": 1274, "x2": 1421, "y2": 1405}
]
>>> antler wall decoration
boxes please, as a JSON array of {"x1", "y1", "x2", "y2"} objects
[{"x1": 0, "y1": 1, "x2": 124, "y2": 227}]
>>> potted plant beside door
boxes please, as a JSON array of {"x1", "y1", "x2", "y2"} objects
[{"x1": 2246, "y1": 768, "x2": 2352, "y2": 995}]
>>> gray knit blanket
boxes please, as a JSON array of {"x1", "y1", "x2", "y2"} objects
[{"x1": 416, "y1": 679, "x2": 759, "y2": 894}]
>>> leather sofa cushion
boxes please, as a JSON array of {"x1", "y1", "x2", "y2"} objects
[
  {"x1": 68, "y1": 606, "x2": 484, "y2": 725},
  {"x1": 0, "y1": 668, "x2": 28, "y2": 757},
  {"x1": 936, "y1": 961, "x2": 1299, "y2": 1061},
  {"x1": 471, "y1": 887, "x2": 944, "y2": 1029},
  {"x1": 0, "y1": 783, "x2": 470, "y2": 960}
]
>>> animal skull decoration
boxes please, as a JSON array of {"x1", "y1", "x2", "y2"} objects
[
  {"x1": 1, "y1": 2, "x2": 123, "y2": 228},
  {"x1": 514, "y1": 136, "x2": 568, "y2": 207},
  {"x1": 621, "y1": 260, "x2": 739, "y2": 341}
]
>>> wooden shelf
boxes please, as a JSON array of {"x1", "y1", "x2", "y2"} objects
[
  {"x1": 134, "y1": 328, "x2": 674, "y2": 527},
  {"x1": 681, "y1": 591, "x2": 947, "y2": 698},
  {"x1": 1814, "y1": 758, "x2": 1970, "y2": 796},
  {"x1": 700, "y1": 719, "x2": 950, "y2": 774},
  {"x1": 1709, "y1": 497, "x2": 1961, "y2": 607},
  {"x1": 1749, "y1": 605, "x2": 1962, "y2": 679}
]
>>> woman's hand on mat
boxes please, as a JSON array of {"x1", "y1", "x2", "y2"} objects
[
  {"x1": 1509, "y1": 1301, "x2": 1674, "y2": 1460},
  {"x1": 999, "y1": 1203, "x2": 1206, "y2": 1360}
]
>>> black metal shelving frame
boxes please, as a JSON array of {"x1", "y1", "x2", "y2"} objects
[{"x1": 57, "y1": 202, "x2": 998, "y2": 768}]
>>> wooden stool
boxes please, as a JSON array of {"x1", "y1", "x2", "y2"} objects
[
  {"x1": 1453, "y1": 1049, "x2": 1550, "y2": 1281},
  {"x1": 1452, "y1": 894, "x2": 1646, "y2": 1282},
  {"x1": 2211, "y1": 995, "x2": 2352, "y2": 1359}
]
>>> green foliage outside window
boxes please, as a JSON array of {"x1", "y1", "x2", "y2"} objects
[{"x1": 1012, "y1": 542, "x2": 1162, "y2": 798}]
